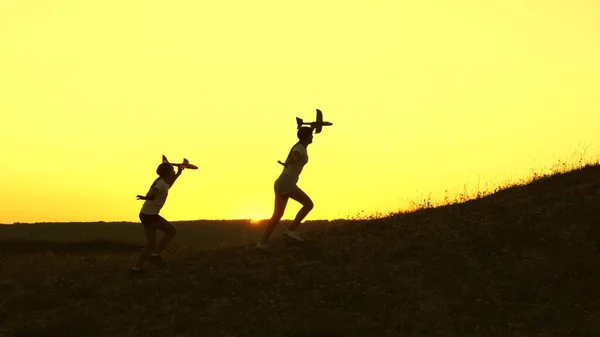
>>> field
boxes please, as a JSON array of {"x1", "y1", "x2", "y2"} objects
[
  {"x1": 0, "y1": 219, "x2": 348, "y2": 248},
  {"x1": 1, "y1": 163, "x2": 600, "y2": 336}
]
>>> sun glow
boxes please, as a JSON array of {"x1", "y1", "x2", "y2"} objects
[{"x1": 250, "y1": 218, "x2": 264, "y2": 226}]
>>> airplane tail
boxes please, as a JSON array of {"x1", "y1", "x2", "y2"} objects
[{"x1": 296, "y1": 117, "x2": 303, "y2": 129}]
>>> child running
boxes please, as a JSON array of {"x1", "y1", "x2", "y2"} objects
[
  {"x1": 130, "y1": 158, "x2": 186, "y2": 274},
  {"x1": 256, "y1": 126, "x2": 315, "y2": 251}
]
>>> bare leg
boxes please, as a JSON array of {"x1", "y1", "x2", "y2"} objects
[
  {"x1": 259, "y1": 193, "x2": 289, "y2": 245},
  {"x1": 150, "y1": 217, "x2": 178, "y2": 254},
  {"x1": 134, "y1": 225, "x2": 157, "y2": 269},
  {"x1": 287, "y1": 187, "x2": 314, "y2": 231}
]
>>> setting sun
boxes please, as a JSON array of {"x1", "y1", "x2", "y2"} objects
[{"x1": 250, "y1": 219, "x2": 264, "y2": 227}]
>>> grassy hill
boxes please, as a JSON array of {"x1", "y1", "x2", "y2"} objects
[{"x1": 1, "y1": 164, "x2": 600, "y2": 337}]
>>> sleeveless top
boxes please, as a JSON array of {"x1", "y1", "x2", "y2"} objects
[{"x1": 280, "y1": 143, "x2": 308, "y2": 179}]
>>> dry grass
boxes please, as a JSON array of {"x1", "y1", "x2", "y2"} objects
[{"x1": 1, "y1": 161, "x2": 600, "y2": 336}]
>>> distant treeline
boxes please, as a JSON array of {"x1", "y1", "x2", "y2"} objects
[{"x1": 0, "y1": 219, "x2": 350, "y2": 247}]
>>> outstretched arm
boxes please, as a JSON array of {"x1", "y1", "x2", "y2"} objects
[
  {"x1": 278, "y1": 150, "x2": 301, "y2": 167},
  {"x1": 136, "y1": 186, "x2": 159, "y2": 201},
  {"x1": 286, "y1": 151, "x2": 301, "y2": 165}
]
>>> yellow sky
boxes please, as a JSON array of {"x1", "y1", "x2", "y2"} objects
[{"x1": 1, "y1": 0, "x2": 599, "y2": 224}]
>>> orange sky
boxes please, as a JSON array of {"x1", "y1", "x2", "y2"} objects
[{"x1": 1, "y1": 0, "x2": 599, "y2": 224}]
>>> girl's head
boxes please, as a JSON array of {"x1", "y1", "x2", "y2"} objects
[
  {"x1": 297, "y1": 127, "x2": 313, "y2": 144},
  {"x1": 156, "y1": 162, "x2": 175, "y2": 181}
]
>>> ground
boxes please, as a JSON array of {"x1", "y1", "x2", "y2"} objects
[{"x1": 1, "y1": 164, "x2": 599, "y2": 337}]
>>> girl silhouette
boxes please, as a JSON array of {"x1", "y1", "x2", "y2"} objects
[
  {"x1": 130, "y1": 159, "x2": 185, "y2": 274},
  {"x1": 256, "y1": 126, "x2": 315, "y2": 251}
]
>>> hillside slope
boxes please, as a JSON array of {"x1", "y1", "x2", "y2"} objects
[{"x1": 1, "y1": 164, "x2": 600, "y2": 337}]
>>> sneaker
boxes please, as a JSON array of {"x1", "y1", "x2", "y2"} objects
[
  {"x1": 148, "y1": 254, "x2": 167, "y2": 268},
  {"x1": 283, "y1": 229, "x2": 304, "y2": 242},
  {"x1": 255, "y1": 242, "x2": 270, "y2": 252}
]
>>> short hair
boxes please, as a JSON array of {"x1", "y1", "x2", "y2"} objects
[
  {"x1": 297, "y1": 127, "x2": 313, "y2": 141},
  {"x1": 156, "y1": 162, "x2": 173, "y2": 177}
]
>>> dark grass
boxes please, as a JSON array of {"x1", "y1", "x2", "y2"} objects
[
  {"x1": 1, "y1": 163, "x2": 600, "y2": 336},
  {"x1": 0, "y1": 220, "x2": 348, "y2": 249},
  {"x1": 0, "y1": 240, "x2": 142, "y2": 254}
]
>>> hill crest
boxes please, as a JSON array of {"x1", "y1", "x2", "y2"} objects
[{"x1": 1, "y1": 163, "x2": 599, "y2": 336}]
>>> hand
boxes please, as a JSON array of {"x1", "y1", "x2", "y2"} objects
[
  {"x1": 178, "y1": 158, "x2": 188, "y2": 170},
  {"x1": 136, "y1": 195, "x2": 146, "y2": 200}
]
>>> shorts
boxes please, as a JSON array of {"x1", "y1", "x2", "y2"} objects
[
  {"x1": 274, "y1": 174, "x2": 299, "y2": 196},
  {"x1": 139, "y1": 212, "x2": 165, "y2": 226}
]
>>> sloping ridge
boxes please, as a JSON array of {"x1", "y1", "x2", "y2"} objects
[
  {"x1": 180, "y1": 164, "x2": 600, "y2": 336},
  {"x1": 4, "y1": 164, "x2": 600, "y2": 337}
]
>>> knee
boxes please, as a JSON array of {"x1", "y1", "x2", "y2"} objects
[
  {"x1": 169, "y1": 226, "x2": 178, "y2": 236},
  {"x1": 305, "y1": 200, "x2": 314, "y2": 211}
]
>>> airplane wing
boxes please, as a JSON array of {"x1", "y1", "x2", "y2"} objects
[{"x1": 315, "y1": 109, "x2": 323, "y2": 133}]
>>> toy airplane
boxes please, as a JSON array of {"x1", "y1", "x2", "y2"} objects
[
  {"x1": 278, "y1": 109, "x2": 333, "y2": 167},
  {"x1": 296, "y1": 109, "x2": 333, "y2": 134},
  {"x1": 162, "y1": 155, "x2": 198, "y2": 169}
]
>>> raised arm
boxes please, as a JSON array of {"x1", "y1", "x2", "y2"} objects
[{"x1": 168, "y1": 166, "x2": 184, "y2": 187}]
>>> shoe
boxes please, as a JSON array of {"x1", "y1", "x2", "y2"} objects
[
  {"x1": 148, "y1": 254, "x2": 167, "y2": 268},
  {"x1": 283, "y1": 229, "x2": 304, "y2": 242},
  {"x1": 255, "y1": 242, "x2": 270, "y2": 252}
]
